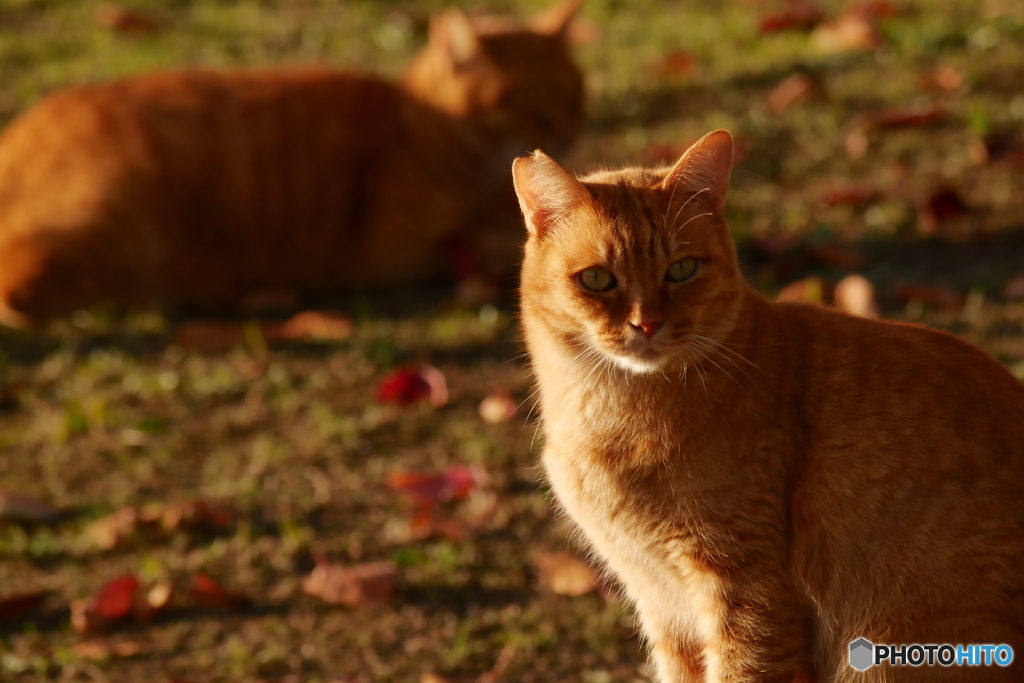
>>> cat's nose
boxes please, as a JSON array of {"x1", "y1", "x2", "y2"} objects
[{"x1": 630, "y1": 321, "x2": 663, "y2": 338}]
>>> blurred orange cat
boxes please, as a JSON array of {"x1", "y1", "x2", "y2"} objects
[
  {"x1": 0, "y1": 0, "x2": 584, "y2": 327},
  {"x1": 515, "y1": 130, "x2": 1024, "y2": 682}
]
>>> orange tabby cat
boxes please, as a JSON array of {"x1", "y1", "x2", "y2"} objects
[
  {"x1": 0, "y1": 0, "x2": 584, "y2": 328},
  {"x1": 514, "y1": 130, "x2": 1024, "y2": 682}
]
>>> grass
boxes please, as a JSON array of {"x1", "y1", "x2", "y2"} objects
[{"x1": 2, "y1": 0, "x2": 1024, "y2": 681}]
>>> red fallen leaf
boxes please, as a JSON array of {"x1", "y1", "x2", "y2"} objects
[
  {"x1": 833, "y1": 275, "x2": 879, "y2": 318},
  {"x1": 278, "y1": 310, "x2": 353, "y2": 341},
  {"x1": 868, "y1": 104, "x2": 946, "y2": 128},
  {"x1": 387, "y1": 465, "x2": 481, "y2": 506},
  {"x1": 897, "y1": 284, "x2": 965, "y2": 309},
  {"x1": 189, "y1": 573, "x2": 250, "y2": 611},
  {"x1": 818, "y1": 185, "x2": 881, "y2": 207},
  {"x1": 777, "y1": 277, "x2": 828, "y2": 305},
  {"x1": 95, "y1": 4, "x2": 160, "y2": 33},
  {"x1": 533, "y1": 552, "x2": 599, "y2": 597},
  {"x1": 759, "y1": 2, "x2": 824, "y2": 33},
  {"x1": 85, "y1": 507, "x2": 138, "y2": 550},
  {"x1": 478, "y1": 391, "x2": 518, "y2": 424},
  {"x1": 0, "y1": 590, "x2": 47, "y2": 621},
  {"x1": 849, "y1": 0, "x2": 906, "y2": 19},
  {"x1": 375, "y1": 365, "x2": 448, "y2": 407},
  {"x1": 810, "y1": 13, "x2": 883, "y2": 53},
  {"x1": 918, "y1": 186, "x2": 969, "y2": 234},
  {"x1": 651, "y1": 50, "x2": 697, "y2": 78},
  {"x1": 0, "y1": 490, "x2": 59, "y2": 523},
  {"x1": 302, "y1": 560, "x2": 397, "y2": 607},
  {"x1": 1003, "y1": 275, "x2": 1024, "y2": 301},
  {"x1": 73, "y1": 574, "x2": 141, "y2": 633},
  {"x1": 768, "y1": 73, "x2": 825, "y2": 115}
]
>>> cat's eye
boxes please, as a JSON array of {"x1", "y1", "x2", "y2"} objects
[
  {"x1": 665, "y1": 258, "x2": 699, "y2": 283},
  {"x1": 579, "y1": 267, "x2": 617, "y2": 292}
]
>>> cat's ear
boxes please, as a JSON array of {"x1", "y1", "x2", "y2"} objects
[
  {"x1": 532, "y1": 0, "x2": 584, "y2": 39},
  {"x1": 512, "y1": 151, "x2": 592, "y2": 239},
  {"x1": 661, "y1": 130, "x2": 733, "y2": 214},
  {"x1": 430, "y1": 9, "x2": 481, "y2": 68}
]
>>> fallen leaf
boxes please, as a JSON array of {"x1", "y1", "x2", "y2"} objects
[
  {"x1": 132, "y1": 581, "x2": 172, "y2": 624},
  {"x1": 95, "y1": 4, "x2": 160, "y2": 33},
  {"x1": 478, "y1": 391, "x2": 518, "y2": 424},
  {"x1": 86, "y1": 507, "x2": 138, "y2": 550},
  {"x1": 376, "y1": 365, "x2": 448, "y2": 407},
  {"x1": 897, "y1": 284, "x2": 964, "y2": 309},
  {"x1": 918, "y1": 186, "x2": 969, "y2": 234},
  {"x1": 848, "y1": 0, "x2": 906, "y2": 19},
  {"x1": 0, "y1": 591, "x2": 47, "y2": 622},
  {"x1": 768, "y1": 73, "x2": 825, "y2": 114},
  {"x1": 651, "y1": 50, "x2": 697, "y2": 78},
  {"x1": 810, "y1": 13, "x2": 882, "y2": 53},
  {"x1": 73, "y1": 574, "x2": 141, "y2": 633},
  {"x1": 0, "y1": 490, "x2": 59, "y2": 523},
  {"x1": 844, "y1": 125, "x2": 870, "y2": 159},
  {"x1": 278, "y1": 310, "x2": 353, "y2": 341},
  {"x1": 818, "y1": 185, "x2": 881, "y2": 207},
  {"x1": 1003, "y1": 275, "x2": 1024, "y2": 301},
  {"x1": 834, "y1": 275, "x2": 878, "y2": 318},
  {"x1": 758, "y1": 2, "x2": 824, "y2": 33},
  {"x1": 189, "y1": 573, "x2": 250, "y2": 611},
  {"x1": 868, "y1": 104, "x2": 946, "y2": 128},
  {"x1": 533, "y1": 552, "x2": 599, "y2": 597},
  {"x1": 387, "y1": 465, "x2": 481, "y2": 507},
  {"x1": 302, "y1": 560, "x2": 398, "y2": 607},
  {"x1": 139, "y1": 497, "x2": 235, "y2": 532},
  {"x1": 72, "y1": 639, "x2": 145, "y2": 661},
  {"x1": 920, "y1": 64, "x2": 963, "y2": 93},
  {"x1": 777, "y1": 278, "x2": 828, "y2": 305}
]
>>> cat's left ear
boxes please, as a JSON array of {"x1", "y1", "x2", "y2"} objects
[
  {"x1": 661, "y1": 130, "x2": 733, "y2": 215},
  {"x1": 512, "y1": 150, "x2": 592, "y2": 239},
  {"x1": 531, "y1": 0, "x2": 584, "y2": 40},
  {"x1": 430, "y1": 9, "x2": 482, "y2": 68}
]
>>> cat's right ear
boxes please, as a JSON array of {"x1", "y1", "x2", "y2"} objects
[
  {"x1": 512, "y1": 151, "x2": 592, "y2": 239},
  {"x1": 430, "y1": 9, "x2": 481, "y2": 69},
  {"x1": 661, "y1": 129, "x2": 733, "y2": 215}
]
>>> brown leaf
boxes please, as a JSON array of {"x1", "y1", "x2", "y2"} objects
[
  {"x1": 95, "y1": 4, "x2": 160, "y2": 33},
  {"x1": 868, "y1": 104, "x2": 946, "y2": 129},
  {"x1": 1002, "y1": 275, "x2": 1024, "y2": 301},
  {"x1": 768, "y1": 73, "x2": 825, "y2": 115},
  {"x1": 758, "y1": 2, "x2": 824, "y2": 33},
  {"x1": 302, "y1": 560, "x2": 398, "y2": 607},
  {"x1": 651, "y1": 50, "x2": 698, "y2": 78},
  {"x1": 810, "y1": 14, "x2": 882, "y2": 53},
  {"x1": 533, "y1": 552, "x2": 599, "y2": 597},
  {"x1": 818, "y1": 185, "x2": 882, "y2": 207},
  {"x1": 478, "y1": 391, "x2": 518, "y2": 424},
  {"x1": 777, "y1": 278, "x2": 828, "y2": 305},
  {"x1": 897, "y1": 284, "x2": 965, "y2": 309},
  {"x1": 0, "y1": 590, "x2": 47, "y2": 622},
  {"x1": 0, "y1": 490, "x2": 59, "y2": 523},
  {"x1": 72, "y1": 639, "x2": 145, "y2": 661},
  {"x1": 189, "y1": 573, "x2": 250, "y2": 611},
  {"x1": 278, "y1": 310, "x2": 353, "y2": 341},
  {"x1": 833, "y1": 275, "x2": 878, "y2": 318},
  {"x1": 85, "y1": 507, "x2": 138, "y2": 550}
]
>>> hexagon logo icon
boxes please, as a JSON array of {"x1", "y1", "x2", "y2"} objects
[{"x1": 849, "y1": 638, "x2": 875, "y2": 672}]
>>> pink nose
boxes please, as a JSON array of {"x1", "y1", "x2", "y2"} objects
[{"x1": 631, "y1": 321, "x2": 663, "y2": 338}]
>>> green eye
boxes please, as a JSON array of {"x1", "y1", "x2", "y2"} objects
[
  {"x1": 666, "y1": 258, "x2": 699, "y2": 283},
  {"x1": 579, "y1": 267, "x2": 617, "y2": 292}
]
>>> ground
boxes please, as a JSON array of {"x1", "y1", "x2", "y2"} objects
[{"x1": 1, "y1": 0, "x2": 1023, "y2": 681}]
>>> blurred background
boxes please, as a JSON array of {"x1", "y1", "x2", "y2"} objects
[{"x1": 1, "y1": 0, "x2": 1023, "y2": 681}]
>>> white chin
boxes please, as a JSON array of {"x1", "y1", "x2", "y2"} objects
[{"x1": 610, "y1": 354, "x2": 666, "y2": 374}]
